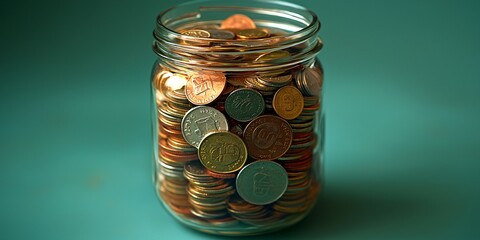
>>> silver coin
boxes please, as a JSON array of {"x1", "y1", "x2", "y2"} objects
[
  {"x1": 303, "y1": 68, "x2": 323, "y2": 96},
  {"x1": 207, "y1": 29, "x2": 236, "y2": 40},
  {"x1": 236, "y1": 160, "x2": 288, "y2": 205},
  {"x1": 181, "y1": 106, "x2": 228, "y2": 148}
]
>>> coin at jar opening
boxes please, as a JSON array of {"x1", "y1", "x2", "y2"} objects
[
  {"x1": 236, "y1": 29, "x2": 269, "y2": 39},
  {"x1": 180, "y1": 29, "x2": 211, "y2": 38},
  {"x1": 185, "y1": 72, "x2": 226, "y2": 105},
  {"x1": 255, "y1": 50, "x2": 290, "y2": 62},
  {"x1": 181, "y1": 106, "x2": 229, "y2": 148},
  {"x1": 236, "y1": 160, "x2": 288, "y2": 205},
  {"x1": 272, "y1": 86, "x2": 304, "y2": 120},
  {"x1": 243, "y1": 115, "x2": 293, "y2": 160},
  {"x1": 198, "y1": 131, "x2": 248, "y2": 173},
  {"x1": 225, "y1": 88, "x2": 265, "y2": 122},
  {"x1": 207, "y1": 29, "x2": 236, "y2": 40},
  {"x1": 220, "y1": 14, "x2": 256, "y2": 30},
  {"x1": 302, "y1": 68, "x2": 323, "y2": 97}
]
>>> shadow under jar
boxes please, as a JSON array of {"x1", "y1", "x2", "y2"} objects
[{"x1": 151, "y1": 0, "x2": 325, "y2": 236}]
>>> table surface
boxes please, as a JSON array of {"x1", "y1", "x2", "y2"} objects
[{"x1": 1, "y1": 0, "x2": 479, "y2": 239}]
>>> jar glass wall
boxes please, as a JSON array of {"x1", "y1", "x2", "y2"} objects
[{"x1": 151, "y1": 0, "x2": 324, "y2": 235}]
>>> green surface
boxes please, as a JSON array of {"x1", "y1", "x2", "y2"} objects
[{"x1": 1, "y1": 0, "x2": 479, "y2": 239}]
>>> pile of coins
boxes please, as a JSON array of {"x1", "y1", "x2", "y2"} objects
[{"x1": 154, "y1": 14, "x2": 323, "y2": 228}]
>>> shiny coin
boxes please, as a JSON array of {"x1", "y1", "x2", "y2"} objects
[
  {"x1": 256, "y1": 74, "x2": 292, "y2": 87},
  {"x1": 220, "y1": 14, "x2": 256, "y2": 30},
  {"x1": 236, "y1": 161, "x2": 288, "y2": 205},
  {"x1": 225, "y1": 88, "x2": 265, "y2": 122},
  {"x1": 180, "y1": 29, "x2": 211, "y2": 38},
  {"x1": 273, "y1": 86, "x2": 304, "y2": 120},
  {"x1": 184, "y1": 160, "x2": 210, "y2": 178},
  {"x1": 255, "y1": 50, "x2": 290, "y2": 62},
  {"x1": 185, "y1": 72, "x2": 226, "y2": 105},
  {"x1": 198, "y1": 131, "x2": 247, "y2": 173},
  {"x1": 207, "y1": 29, "x2": 236, "y2": 40},
  {"x1": 243, "y1": 115, "x2": 293, "y2": 160},
  {"x1": 302, "y1": 68, "x2": 323, "y2": 96},
  {"x1": 181, "y1": 106, "x2": 228, "y2": 148},
  {"x1": 236, "y1": 29, "x2": 269, "y2": 39}
]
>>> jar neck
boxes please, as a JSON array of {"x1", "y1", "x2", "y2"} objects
[{"x1": 152, "y1": 0, "x2": 322, "y2": 72}]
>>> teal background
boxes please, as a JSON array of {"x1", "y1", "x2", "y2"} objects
[{"x1": 1, "y1": 0, "x2": 479, "y2": 239}]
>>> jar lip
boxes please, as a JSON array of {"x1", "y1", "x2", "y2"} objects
[{"x1": 154, "y1": 0, "x2": 321, "y2": 49}]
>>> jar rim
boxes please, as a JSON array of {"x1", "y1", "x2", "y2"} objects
[{"x1": 152, "y1": 0, "x2": 323, "y2": 71}]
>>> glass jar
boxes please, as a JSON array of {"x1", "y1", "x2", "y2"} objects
[{"x1": 151, "y1": 0, "x2": 324, "y2": 236}]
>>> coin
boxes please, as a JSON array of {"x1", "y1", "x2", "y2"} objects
[
  {"x1": 181, "y1": 106, "x2": 228, "y2": 148},
  {"x1": 180, "y1": 29, "x2": 211, "y2": 38},
  {"x1": 272, "y1": 86, "x2": 304, "y2": 120},
  {"x1": 255, "y1": 50, "x2": 290, "y2": 62},
  {"x1": 207, "y1": 29, "x2": 236, "y2": 40},
  {"x1": 256, "y1": 74, "x2": 292, "y2": 87},
  {"x1": 225, "y1": 88, "x2": 265, "y2": 122},
  {"x1": 303, "y1": 68, "x2": 323, "y2": 96},
  {"x1": 185, "y1": 72, "x2": 227, "y2": 105},
  {"x1": 220, "y1": 14, "x2": 256, "y2": 30},
  {"x1": 236, "y1": 161, "x2": 288, "y2": 205},
  {"x1": 243, "y1": 115, "x2": 293, "y2": 160},
  {"x1": 198, "y1": 131, "x2": 248, "y2": 173},
  {"x1": 236, "y1": 29, "x2": 269, "y2": 39}
]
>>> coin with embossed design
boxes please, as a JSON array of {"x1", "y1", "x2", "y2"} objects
[
  {"x1": 225, "y1": 88, "x2": 265, "y2": 122},
  {"x1": 198, "y1": 131, "x2": 247, "y2": 173},
  {"x1": 243, "y1": 115, "x2": 292, "y2": 160},
  {"x1": 273, "y1": 85, "x2": 304, "y2": 120},
  {"x1": 181, "y1": 106, "x2": 228, "y2": 148},
  {"x1": 185, "y1": 72, "x2": 226, "y2": 105},
  {"x1": 236, "y1": 160, "x2": 288, "y2": 205}
]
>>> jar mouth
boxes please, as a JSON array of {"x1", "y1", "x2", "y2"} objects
[{"x1": 153, "y1": 0, "x2": 323, "y2": 71}]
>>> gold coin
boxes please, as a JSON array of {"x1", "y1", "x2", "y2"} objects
[
  {"x1": 255, "y1": 50, "x2": 290, "y2": 62},
  {"x1": 185, "y1": 72, "x2": 226, "y2": 105},
  {"x1": 236, "y1": 29, "x2": 269, "y2": 39},
  {"x1": 220, "y1": 14, "x2": 256, "y2": 30},
  {"x1": 273, "y1": 86, "x2": 304, "y2": 120},
  {"x1": 198, "y1": 132, "x2": 247, "y2": 173}
]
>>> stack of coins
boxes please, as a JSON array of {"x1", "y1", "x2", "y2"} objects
[
  {"x1": 154, "y1": 13, "x2": 324, "y2": 228},
  {"x1": 184, "y1": 161, "x2": 236, "y2": 220}
]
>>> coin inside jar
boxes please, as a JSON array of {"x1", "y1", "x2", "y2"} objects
[
  {"x1": 236, "y1": 29, "x2": 269, "y2": 39},
  {"x1": 236, "y1": 161, "x2": 288, "y2": 205},
  {"x1": 273, "y1": 86, "x2": 304, "y2": 120},
  {"x1": 220, "y1": 14, "x2": 256, "y2": 30},
  {"x1": 185, "y1": 72, "x2": 227, "y2": 105},
  {"x1": 207, "y1": 29, "x2": 236, "y2": 40},
  {"x1": 255, "y1": 50, "x2": 291, "y2": 62},
  {"x1": 181, "y1": 29, "x2": 211, "y2": 38},
  {"x1": 225, "y1": 88, "x2": 265, "y2": 122},
  {"x1": 198, "y1": 131, "x2": 248, "y2": 173},
  {"x1": 243, "y1": 115, "x2": 293, "y2": 160},
  {"x1": 181, "y1": 106, "x2": 229, "y2": 148}
]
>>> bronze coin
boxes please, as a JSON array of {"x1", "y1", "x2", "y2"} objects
[
  {"x1": 243, "y1": 115, "x2": 293, "y2": 160},
  {"x1": 220, "y1": 14, "x2": 256, "y2": 30},
  {"x1": 185, "y1": 71, "x2": 226, "y2": 105}
]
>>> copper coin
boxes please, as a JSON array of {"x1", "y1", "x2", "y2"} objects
[
  {"x1": 185, "y1": 72, "x2": 226, "y2": 105},
  {"x1": 273, "y1": 86, "x2": 304, "y2": 120},
  {"x1": 206, "y1": 169, "x2": 237, "y2": 179},
  {"x1": 243, "y1": 115, "x2": 293, "y2": 160},
  {"x1": 220, "y1": 14, "x2": 256, "y2": 30}
]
